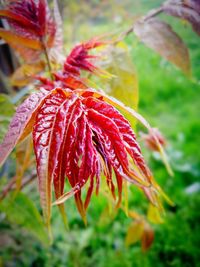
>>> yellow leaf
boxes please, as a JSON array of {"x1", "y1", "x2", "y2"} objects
[
  {"x1": 128, "y1": 210, "x2": 141, "y2": 220},
  {"x1": 147, "y1": 203, "x2": 164, "y2": 224},
  {"x1": 125, "y1": 220, "x2": 144, "y2": 247},
  {"x1": 98, "y1": 42, "x2": 139, "y2": 127},
  {"x1": 10, "y1": 61, "x2": 45, "y2": 87},
  {"x1": 16, "y1": 136, "x2": 33, "y2": 190},
  {"x1": 0, "y1": 29, "x2": 42, "y2": 50}
]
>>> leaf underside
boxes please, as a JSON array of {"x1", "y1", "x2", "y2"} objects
[
  {"x1": 134, "y1": 18, "x2": 191, "y2": 75},
  {"x1": 163, "y1": 0, "x2": 200, "y2": 36}
]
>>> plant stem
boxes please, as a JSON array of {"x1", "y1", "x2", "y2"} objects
[
  {"x1": 143, "y1": 6, "x2": 163, "y2": 21},
  {"x1": 41, "y1": 39, "x2": 54, "y2": 80}
]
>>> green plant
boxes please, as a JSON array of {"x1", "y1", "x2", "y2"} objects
[{"x1": 0, "y1": 0, "x2": 199, "y2": 248}]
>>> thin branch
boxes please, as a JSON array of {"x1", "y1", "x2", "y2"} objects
[
  {"x1": 0, "y1": 171, "x2": 37, "y2": 201},
  {"x1": 0, "y1": 176, "x2": 16, "y2": 201},
  {"x1": 114, "y1": 6, "x2": 164, "y2": 44},
  {"x1": 143, "y1": 6, "x2": 163, "y2": 22},
  {"x1": 41, "y1": 39, "x2": 54, "y2": 80}
]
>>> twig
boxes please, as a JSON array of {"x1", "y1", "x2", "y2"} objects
[
  {"x1": 20, "y1": 172, "x2": 37, "y2": 189},
  {"x1": 143, "y1": 6, "x2": 163, "y2": 22},
  {"x1": 0, "y1": 171, "x2": 37, "y2": 201},
  {"x1": 114, "y1": 6, "x2": 164, "y2": 44},
  {"x1": 0, "y1": 176, "x2": 16, "y2": 201},
  {"x1": 41, "y1": 39, "x2": 54, "y2": 80}
]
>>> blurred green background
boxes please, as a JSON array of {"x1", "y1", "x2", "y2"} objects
[{"x1": 0, "y1": 1, "x2": 200, "y2": 266}]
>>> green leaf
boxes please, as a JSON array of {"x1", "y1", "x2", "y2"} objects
[
  {"x1": 0, "y1": 192, "x2": 48, "y2": 244},
  {"x1": 147, "y1": 203, "x2": 164, "y2": 224},
  {"x1": 0, "y1": 94, "x2": 15, "y2": 143}
]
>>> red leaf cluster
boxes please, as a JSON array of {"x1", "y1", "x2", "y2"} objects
[
  {"x1": 5, "y1": 0, "x2": 54, "y2": 38},
  {"x1": 64, "y1": 38, "x2": 105, "y2": 76},
  {"x1": 38, "y1": 38, "x2": 106, "y2": 91},
  {"x1": 0, "y1": 0, "x2": 58, "y2": 61},
  {"x1": 0, "y1": 85, "x2": 164, "y2": 227},
  {"x1": 0, "y1": 1, "x2": 170, "y2": 230},
  {"x1": 140, "y1": 128, "x2": 166, "y2": 152}
]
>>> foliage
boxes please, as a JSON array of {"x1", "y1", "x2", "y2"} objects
[
  {"x1": 0, "y1": 0, "x2": 199, "y2": 259},
  {"x1": 0, "y1": 192, "x2": 48, "y2": 244},
  {"x1": 0, "y1": 0, "x2": 59, "y2": 61},
  {"x1": 0, "y1": 94, "x2": 15, "y2": 143}
]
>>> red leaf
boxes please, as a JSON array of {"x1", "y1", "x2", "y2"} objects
[
  {"x1": 60, "y1": 101, "x2": 86, "y2": 219},
  {"x1": 67, "y1": 113, "x2": 95, "y2": 220},
  {"x1": 87, "y1": 109, "x2": 150, "y2": 189},
  {"x1": 83, "y1": 125, "x2": 99, "y2": 209},
  {"x1": 50, "y1": 95, "x2": 79, "y2": 197},
  {"x1": 53, "y1": 72, "x2": 87, "y2": 90},
  {"x1": 38, "y1": 0, "x2": 47, "y2": 36},
  {"x1": 0, "y1": 89, "x2": 50, "y2": 167},
  {"x1": 33, "y1": 90, "x2": 67, "y2": 227},
  {"x1": 64, "y1": 38, "x2": 106, "y2": 76},
  {"x1": 0, "y1": 10, "x2": 39, "y2": 34},
  {"x1": 52, "y1": 99, "x2": 90, "y2": 220},
  {"x1": 0, "y1": 0, "x2": 57, "y2": 62},
  {"x1": 73, "y1": 119, "x2": 92, "y2": 220},
  {"x1": 5, "y1": 0, "x2": 52, "y2": 38},
  {"x1": 141, "y1": 223, "x2": 154, "y2": 252},
  {"x1": 1, "y1": 86, "x2": 168, "y2": 224},
  {"x1": 50, "y1": 94, "x2": 79, "y2": 225},
  {"x1": 88, "y1": 111, "x2": 128, "y2": 180},
  {"x1": 83, "y1": 88, "x2": 173, "y2": 177},
  {"x1": 140, "y1": 128, "x2": 166, "y2": 152},
  {"x1": 84, "y1": 97, "x2": 152, "y2": 181},
  {"x1": 92, "y1": 132, "x2": 116, "y2": 199}
]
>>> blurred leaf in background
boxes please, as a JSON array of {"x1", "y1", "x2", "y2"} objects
[
  {"x1": 0, "y1": 94, "x2": 14, "y2": 143},
  {"x1": 0, "y1": 192, "x2": 48, "y2": 244}
]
